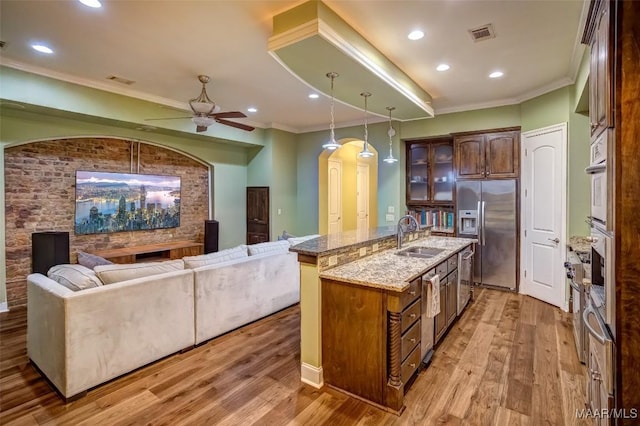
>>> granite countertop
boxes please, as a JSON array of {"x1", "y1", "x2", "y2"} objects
[
  {"x1": 289, "y1": 226, "x2": 429, "y2": 256},
  {"x1": 319, "y1": 236, "x2": 477, "y2": 292},
  {"x1": 568, "y1": 235, "x2": 591, "y2": 253}
]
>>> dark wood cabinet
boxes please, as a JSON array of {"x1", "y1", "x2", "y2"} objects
[
  {"x1": 406, "y1": 138, "x2": 454, "y2": 205},
  {"x1": 322, "y1": 276, "x2": 422, "y2": 413},
  {"x1": 454, "y1": 128, "x2": 520, "y2": 180},
  {"x1": 246, "y1": 186, "x2": 269, "y2": 244},
  {"x1": 405, "y1": 137, "x2": 456, "y2": 235},
  {"x1": 588, "y1": 0, "x2": 613, "y2": 138}
]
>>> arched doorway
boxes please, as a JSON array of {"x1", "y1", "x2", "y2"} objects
[{"x1": 318, "y1": 139, "x2": 378, "y2": 235}]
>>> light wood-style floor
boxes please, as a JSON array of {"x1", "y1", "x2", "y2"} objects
[{"x1": 0, "y1": 289, "x2": 589, "y2": 425}]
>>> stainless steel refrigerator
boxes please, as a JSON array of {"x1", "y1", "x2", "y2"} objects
[{"x1": 456, "y1": 180, "x2": 517, "y2": 290}]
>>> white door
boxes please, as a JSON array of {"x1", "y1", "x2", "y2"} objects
[
  {"x1": 328, "y1": 159, "x2": 342, "y2": 234},
  {"x1": 520, "y1": 123, "x2": 567, "y2": 310},
  {"x1": 356, "y1": 163, "x2": 369, "y2": 232}
]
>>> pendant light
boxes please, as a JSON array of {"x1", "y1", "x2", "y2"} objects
[
  {"x1": 322, "y1": 72, "x2": 341, "y2": 151},
  {"x1": 358, "y1": 92, "x2": 374, "y2": 158},
  {"x1": 383, "y1": 106, "x2": 399, "y2": 164}
]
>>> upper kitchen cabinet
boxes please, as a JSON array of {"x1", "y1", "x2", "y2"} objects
[
  {"x1": 406, "y1": 137, "x2": 454, "y2": 204},
  {"x1": 453, "y1": 128, "x2": 521, "y2": 180},
  {"x1": 586, "y1": 0, "x2": 614, "y2": 139}
]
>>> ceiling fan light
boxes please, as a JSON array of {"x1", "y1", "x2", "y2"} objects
[
  {"x1": 192, "y1": 115, "x2": 215, "y2": 127},
  {"x1": 190, "y1": 101, "x2": 215, "y2": 115}
]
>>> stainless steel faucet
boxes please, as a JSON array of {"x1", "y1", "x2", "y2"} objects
[{"x1": 397, "y1": 214, "x2": 420, "y2": 249}]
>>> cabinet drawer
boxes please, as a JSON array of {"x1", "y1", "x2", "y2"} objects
[
  {"x1": 401, "y1": 320, "x2": 421, "y2": 361},
  {"x1": 402, "y1": 299, "x2": 421, "y2": 333},
  {"x1": 447, "y1": 256, "x2": 457, "y2": 272},
  {"x1": 401, "y1": 278, "x2": 421, "y2": 308},
  {"x1": 401, "y1": 344, "x2": 421, "y2": 385},
  {"x1": 435, "y1": 262, "x2": 448, "y2": 278}
]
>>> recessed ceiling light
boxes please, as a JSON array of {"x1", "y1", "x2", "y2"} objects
[
  {"x1": 78, "y1": 0, "x2": 102, "y2": 8},
  {"x1": 31, "y1": 44, "x2": 53, "y2": 54},
  {"x1": 247, "y1": 107, "x2": 258, "y2": 113},
  {"x1": 436, "y1": 64, "x2": 450, "y2": 72},
  {"x1": 489, "y1": 71, "x2": 504, "y2": 78},
  {"x1": 308, "y1": 93, "x2": 319, "y2": 99},
  {"x1": 407, "y1": 30, "x2": 424, "y2": 41}
]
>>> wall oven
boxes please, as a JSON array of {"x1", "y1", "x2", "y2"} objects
[
  {"x1": 589, "y1": 225, "x2": 615, "y2": 335},
  {"x1": 586, "y1": 130, "x2": 609, "y2": 226}
]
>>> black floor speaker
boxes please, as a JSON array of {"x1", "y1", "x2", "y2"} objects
[
  {"x1": 32, "y1": 231, "x2": 70, "y2": 274},
  {"x1": 204, "y1": 220, "x2": 219, "y2": 254}
]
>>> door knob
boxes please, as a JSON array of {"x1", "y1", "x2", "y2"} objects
[{"x1": 548, "y1": 237, "x2": 560, "y2": 244}]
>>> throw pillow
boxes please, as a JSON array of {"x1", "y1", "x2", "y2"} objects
[
  {"x1": 77, "y1": 251, "x2": 113, "y2": 269},
  {"x1": 94, "y1": 259, "x2": 184, "y2": 285},
  {"x1": 247, "y1": 240, "x2": 290, "y2": 256},
  {"x1": 182, "y1": 245, "x2": 248, "y2": 269},
  {"x1": 47, "y1": 264, "x2": 103, "y2": 291}
]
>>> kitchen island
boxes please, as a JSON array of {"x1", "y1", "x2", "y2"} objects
[{"x1": 289, "y1": 227, "x2": 475, "y2": 413}]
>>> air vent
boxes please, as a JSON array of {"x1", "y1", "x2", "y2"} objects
[
  {"x1": 106, "y1": 75, "x2": 135, "y2": 85},
  {"x1": 468, "y1": 24, "x2": 495, "y2": 42}
]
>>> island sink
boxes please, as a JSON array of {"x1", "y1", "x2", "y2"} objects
[{"x1": 395, "y1": 246, "x2": 445, "y2": 258}]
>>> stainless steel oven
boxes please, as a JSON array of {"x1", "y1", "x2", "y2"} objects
[
  {"x1": 565, "y1": 251, "x2": 587, "y2": 363},
  {"x1": 589, "y1": 224, "x2": 615, "y2": 336}
]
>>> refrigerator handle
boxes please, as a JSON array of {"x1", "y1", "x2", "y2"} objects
[
  {"x1": 481, "y1": 201, "x2": 486, "y2": 246},
  {"x1": 476, "y1": 201, "x2": 481, "y2": 242}
]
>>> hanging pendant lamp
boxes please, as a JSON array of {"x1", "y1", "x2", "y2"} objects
[
  {"x1": 322, "y1": 72, "x2": 341, "y2": 151},
  {"x1": 358, "y1": 92, "x2": 374, "y2": 158},
  {"x1": 383, "y1": 106, "x2": 399, "y2": 164}
]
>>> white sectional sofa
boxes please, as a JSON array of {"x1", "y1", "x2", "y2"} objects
[
  {"x1": 26, "y1": 238, "x2": 310, "y2": 400},
  {"x1": 27, "y1": 269, "x2": 195, "y2": 400}
]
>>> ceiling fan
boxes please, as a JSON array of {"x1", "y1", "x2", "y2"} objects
[{"x1": 145, "y1": 75, "x2": 255, "y2": 132}]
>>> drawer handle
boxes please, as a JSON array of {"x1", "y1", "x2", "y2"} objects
[
  {"x1": 409, "y1": 363, "x2": 416, "y2": 369},
  {"x1": 410, "y1": 313, "x2": 417, "y2": 319},
  {"x1": 409, "y1": 291, "x2": 417, "y2": 296},
  {"x1": 410, "y1": 338, "x2": 416, "y2": 344}
]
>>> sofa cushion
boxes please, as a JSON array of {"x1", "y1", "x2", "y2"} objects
[
  {"x1": 288, "y1": 234, "x2": 320, "y2": 246},
  {"x1": 47, "y1": 264, "x2": 103, "y2": 291},
  {"x1": 247, "y1": 240, "x2": 290, "y2": 256},
  {"x1": 77, "y1": 251, "x2": 113, "y2": 269},
  {"x1": 183, "y1": 245, "x2": 248, "y2": 269},
  {"x1": 94, "y1": 259, "x2": 184, "y2": 284}
]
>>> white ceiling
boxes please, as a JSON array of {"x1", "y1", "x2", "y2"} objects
[{"x1": 0, "y1": 0, "x2": 587, "y2": 134}]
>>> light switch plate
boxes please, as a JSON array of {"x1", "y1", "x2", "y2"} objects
[
  {"x1": 359, "y1": 247, "x2": 367, "y2": 257},
  {"x1": 386, "y1": 213, "x2": 395, "y2": 222},
  {"x1": 388, "y1": 206, "x2": 395, "y2": 213},
  {"x1": 328, "y1": 255, "x2": 338, "y2": 266}
]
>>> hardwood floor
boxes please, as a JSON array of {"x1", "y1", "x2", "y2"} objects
[{"x1": 0, "y1": 289, "x2": 589, "y2": 425}]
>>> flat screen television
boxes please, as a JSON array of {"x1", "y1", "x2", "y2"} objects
[{"x1": 75, "y1": 171, "x2": 181, "y2": 235}]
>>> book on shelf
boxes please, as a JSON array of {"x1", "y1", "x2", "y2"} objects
[{"x1": 407, "y1": 208, "x2": 455, "y2": 233}]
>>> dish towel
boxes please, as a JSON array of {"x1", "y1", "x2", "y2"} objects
[{"x1": 426, "y1": 274, "x2": 441, "y2": 318}]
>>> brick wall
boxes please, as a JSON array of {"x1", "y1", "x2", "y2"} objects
[{"x1": 4, "y1": 138, "x2": 210, "y2": 307}]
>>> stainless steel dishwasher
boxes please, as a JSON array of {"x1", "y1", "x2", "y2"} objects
[
  {"x1": 421, "y1": 269, "x2": 436, "y2": 365},
  {"x1": 458, "y1": 246, "x2": 474, "y2": 315}
]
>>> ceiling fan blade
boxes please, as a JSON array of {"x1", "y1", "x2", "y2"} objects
[
  {"x1": 144, "y1": 117, "x2": 192, "y2": 121},
  {"x1": 196, "y1": 125, "x2": 208, "y2": 133},
  {"x1": 215, "y1": 118, "x2": 255, "y2": 132},
  {"x1": 210, "y1": 111, "x2": 246, "y2": 119}
]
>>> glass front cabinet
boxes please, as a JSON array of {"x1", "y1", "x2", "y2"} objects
[{"x1": 406, "y1": 138, "x2": 455, "y2": 235}]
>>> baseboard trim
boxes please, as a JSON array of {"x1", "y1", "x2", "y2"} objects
[
  {"x1": 0, "y1": 302, "x2": 8, "y2": 313},
  {"x1": 300, "y1": 362, "x2": 324, "y2": 388}
]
